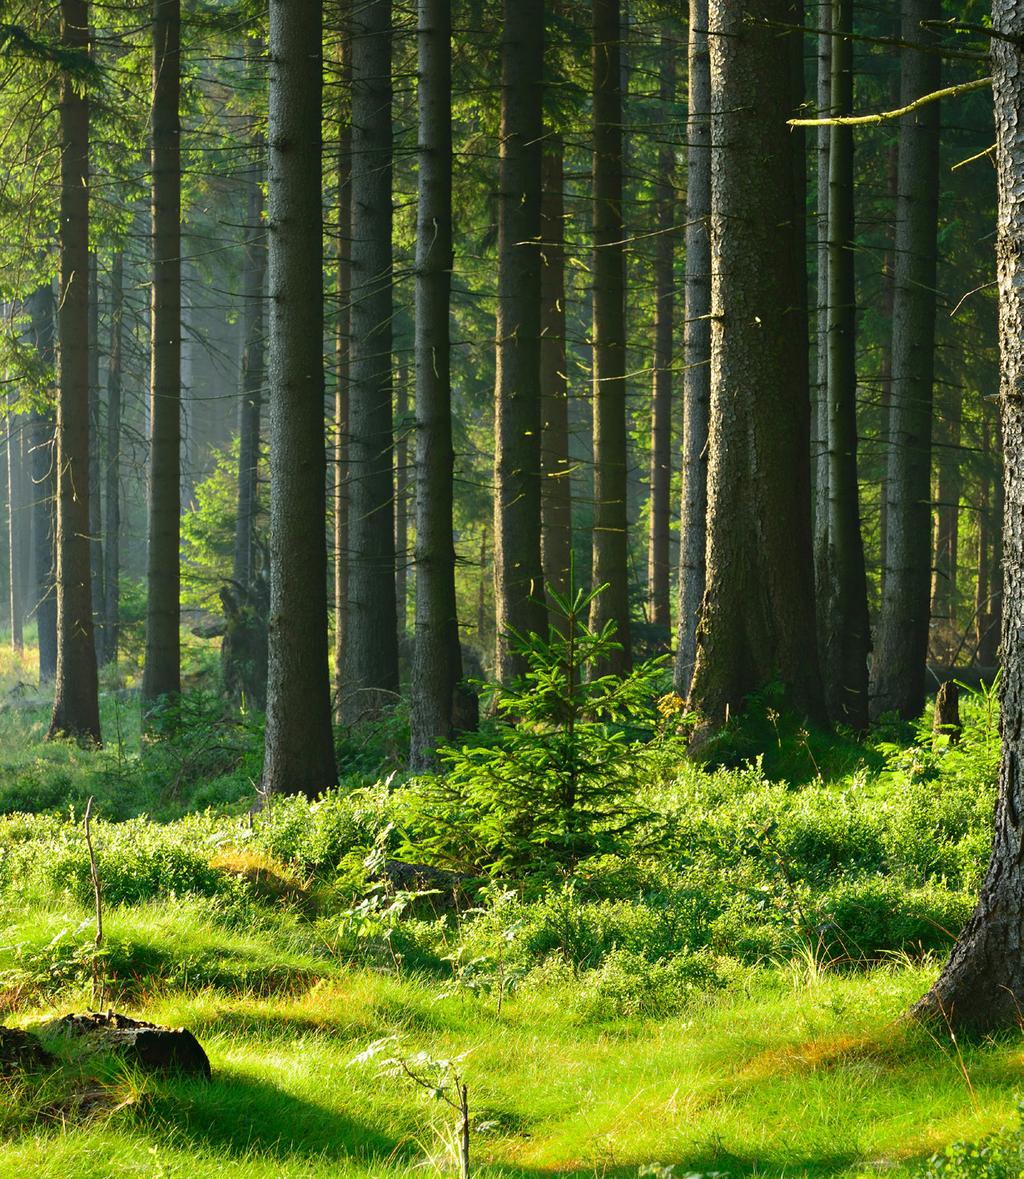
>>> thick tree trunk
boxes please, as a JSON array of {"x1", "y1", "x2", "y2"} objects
[
  {"x1": 812, "y1": 0, "x2": 830, "y2": 606},
  {"x1": 143, "y1": 0, "x2": 181, "y2": 703},
  {"x1": 344, "y1": 0, "x2": 399, "y2": 719},
  {"x1": 7, "y1": 396, "x2": 22, "y2": 652},
  {"x1": 822, "y1": 0, "x2": 870, "y2": 729},
  {"x1": 234, "y1": 152, "x2": 265, "y2": 589},
  {"x1": 540, "y1": 137, "x2": 572, "y2": 620},
  {"x1": 333, "y1": 19, "x2": 352, "y2": 719},
  {"x1": 394, "y1": 361, "x2": 409, "y2": 635},
  {"x1": 493, "y1": 0, "x2": 546, "y2": 681},
  {"x1": 409, "y1": 0, "x2": 462, "y2": 768},
  {"x1": 687, "y1": 0, "x2": 824, "y2": 726},
  {"x1": 673, "y1": 0, "x2": 710, "y2": 697},
  {"x1": 49, "y1": 0, "x2": 100, "y2": 743},
  {"x1": 588, "y1": 0, "x2": 631, "y2": 673},
  {"x1": 931, "y1": 380, "x2": 962, "y2": 661},
  {"x1": 102, "y1": 252, "x2": 122, "y2": 666},
  {"x1": 26, "y1": 286, "x2": 57, "y2": 683},
  {"x1": 261, "y1": 0, "x2": 337, "y2": 796},
  {"x1": 871, "y1": 0, "x2": 941, "y2": 720},
  {"x1": 911, "y1": 1, "x2": 1023, "y2": 1033},
  {"x1": 978, "y1": 416, "x2": 1004, "y2": 668},
  {"x1": 88, "y1": 253, "x2": 103, "y2": 662}
]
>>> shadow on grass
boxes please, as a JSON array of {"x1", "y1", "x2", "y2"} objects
[{"x1": 149, "y1": 1070, "x2": 409, "y2": 1167}]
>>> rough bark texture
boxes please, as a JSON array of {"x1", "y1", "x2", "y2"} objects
[
  {"x1": 261, "y1": 0, "x2": 337, "y2": 796},
  {"x1": 234, "y1": 151, "x2": 265, "y2": 590},
  {"x1": 49, "y1": 0, "x2": 100, "y2": 743},
  {"x1": 88, "y1": 252, "x2": 103, "y2": 660},
  {"x1": 26, "y1": 287, "x2": 57, "y2": 683},
  {"x1": 394, "y1": 361, "x2": 410, "y2": 634},
  {"x1": 822, "y1": 0, "x2": 870, "y2": 729},
  {"x1": 102, "y1": 253, "x2": 122, "y2": 666},
  {"x1": 493, "y1": 0, "x2": 546, "y2": 681},
  {"x1": 588, "y1": 0, "x2": 631, "y2": 673},
  {"x1": 812, "y1": 0, "x2": 830, "y2": 607},
  {"x1": 647, "y1": 29, "x2": 674, "y2": 635},
  {"x1": 911, "y1": 0, "x2": 1023, "y2": 1032},
  {"x1": 687, "y1": 0, "x2": 824, "y2": 727},
  {"x1": 143, "y1": 0, "x2": 181, "y2": 703},
  {"x1": 975, "y1": 411, "x2": 1003, "y2": 666},
  {"x1": 409, "y1": 0, "x2": 462, "y2": 768},
  {"x1": 344, "y1": 0, "x2": 399, "y2": 718},
  {"x1": 930, "y1": 379, "x2": 963, "y2": 661},
  {"x1": 871, "y1": 0, "x2": 941, "y2": 721},
  {"x1": 673, "y1": 0, "x2": 710, "y2": 697},
  {"x1": 7, "y1": 395, "x2": 23, "y2": 651},
  {"x1": 540, "y1": 138, "x2": 572, "y2": 619}
]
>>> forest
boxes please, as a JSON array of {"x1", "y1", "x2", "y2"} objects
[{"x1": 3, "y1": 0, "x2": 1024, "y2": 1175}]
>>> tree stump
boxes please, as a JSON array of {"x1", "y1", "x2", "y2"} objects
[
  {"x1": 45, "y1": 1012, "x2": 211, "y2": 1079},
  {"x1": 0, "y1": 1026, "x2": 53, "y2": 1074},
  {"x1": 933, "y1": 680, "x2": 962, "y2": 746}
]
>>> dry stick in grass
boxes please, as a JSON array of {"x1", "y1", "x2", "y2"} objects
[{"x1": 83, "y1": 795, "x2": 103, "y2": 1009}]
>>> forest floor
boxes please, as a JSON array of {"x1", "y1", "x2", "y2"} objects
[{"x1": 0, "y1": 639, "x2": 1020, "y2": 1177}]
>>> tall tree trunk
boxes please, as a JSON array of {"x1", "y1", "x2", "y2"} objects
[
  {"x1": 912, "y1": 2, "x2": 1024, "y2": 1030},
  {"x1": 234, "y1": 151, "x2": 265, "y2": 589},
  {"x1": 26, "y1": 285, "x2": 57, "y2": 683},
  {"x1": 394, "y1": 360, "x2": 409, "y2": 635},
  {"x1": 673, "y1": 0, "x2": 711, "y2": 696},
  {"x1": 6, "y1": 397, "x2": 22, "y2": 652},
  {"x1": 540, "y1": 136, "x2": 572, "y2": 619},
  {"x1": 588, "y1": 0, "x2": 631, "y2": 672},
  {"x1": 871, "y1": 0, "x2": 941, "y2": 720},
  {"x1": 143, "y1": 0, "x2": 181, "y2": 703},
  {"x1": 646, "y1": 28, "x2": 674, "y2": 635},
  {"x1": 49, "y1": 0, "x2": 100, "y2": 742},
  {"x1": 931, "y1": 380, "x2": 963, "y2": 660},
  {"x1": 410, "y1": 0, "x2": 462, "y2": 767},
  {"x1": 261, "y1": 0, "x2": 337, "y2": 796},
  {"x1": 493, "y1": 0, "x2": 546, "y2": 681},
  {"x1": 88, "y1": 252, "x2": 103, "y2": 662},
  {"x1": 978, "y1": 415, "x2": 1004, "y2": 668},
  {"x1": 687, "y1": 0, "x2": 823, "y2": 726},
  {"x1": 822, "y1": 0, "x2": 870, "y2": 729},
  {"x1": 813, "y1": 0, "x2": 830, "y2": 603},
  {"x1": 102, "y1": 252, "x2": 122, "y2": 666},
  {"x1": 344, "y1": 0, "x2": 399, "y2": 719},
  {"x1": 333, "y1": 17, "x2": 352, "y2": 719}
]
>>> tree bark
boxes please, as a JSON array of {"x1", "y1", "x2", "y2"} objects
[
  {"x1": 344, "y1": 0, "x2": 399, "y2": 719},
  {"x1": 871, "y1": 0, "x2": 941, "y2": 720},
  {"x1": 142, "y1": 0, "x2": 181, "y2": 703},
  {"x1": 812, "y1": 0, "x2": 830, "y2": 610},
  {"x1": 261, "y1": 0, "x2": 337, "y2": 796},
  {"x1": 409, "y1": 0, "x2": 462, "y2": 768},
  {"x1": 26, "y1": 285, "x2": 57, "y2": 683},
  {"x1": 394, "y1": 359, "x2": 410, "y2": 635},
  {"x1": 687, "y1": 0, "x2": 824, "y2": 727},
  {"x1": 88, "y1": 253, "x2": 103, "y2": 664},
  {"x1": 822, "y1": 0, "x2": 870, "y2": 729},
  {"x1": 646, "y1": 28, "x2": 674, "y2": 635},
  {"x1": 540, "y1": 137, "x2": 572, "y2": 620},
  {"x1": 673, "y1": 0, "x2": 711, "y2": 697},
  {"x1": 234, "y1": 144, "x2": 265, "y2": 590},
  {"x1": 6, "y1": 395, "x2": 22, "y2": 652},
  {"x1": 930, "y1": 380, "x2": 962, "y2": 662},
  {"x1": 588, "y1": 0, "x2": 631, "y2": 673},
  {"x1": 978, "y1": 415, "x2": 1004, "y2": 668},
  {"x1": 493, "y1": 0, "x2": 546, "y2": 682},
  {"x1": 102, "y1": 252, "x2": 122, "y2": 666},
  {"x1": 49, "y1": 0, "x2": 100, "y2": 743}
]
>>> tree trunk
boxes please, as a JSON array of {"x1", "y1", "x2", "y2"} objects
[
  {"x1": 646, "y1": 28, "x2": 674, "y2": 636},
  {"x1": 344, "y1": 0, "x2": 399, "y2": 719},
  {"x1": 394, "y1": 360, "x2": 409, "y2": 636},
  {"x1": 673, "y1": 0, "x2": 710, "y2": 697},
  {"x1": 333, "y1": 17, "x2": 352, "y2": 719},
  {"x1": 588, "y1": 0, "x2": 631, "y2": 673},
  {"x1": 910, "y1": 1, "x2": 1023, "y2": 1033},
  {"x1": 143, "y1": 0, "x2": 181, "y2": 703},
  {"x1": 930, "y1": 380, "x2": 962, "y2": 662},
  {"x1": 261, "y1": 0, "x2": 337, "y2": 796},
  {"x1": 540, "y1": 136, "x2": 572, "y2": 620},
  {"x1": 687, "y1": 0, "x2": 824, "y2": 727},
  {"x1": 26, "y1": 285, "x2": 57, "y2": 683},
  {"x1": 822, "y1": 0, "x2": 870, "y2": 729},
  {"x1": 978, "y1": 415, "x2": 1004, "y2": 668},
  {"x1": 88, "y1": 253, "x2": 103, "y2": 663},
  {"x1": 812, "y1": 0, "x2": 830, "y2": 608},
  {"x1": 49, "y1": 0, "x2": 100, "y2": 743},
  {"x1": 102, "y1": 252, "x2": 122, "y2": 666},
  {"x1": 409, "y1": 0, "x2": 462, "y2": 768},
  {"x1": 6, "y1": 396, "x2": 22, "y2": 652},
  {"x1": 234, "y1": 146, "x2": 265, "y2": 590},
  {"x1": 493, "y1": 0, "x2": 546, "y2": 682},
  {"x1": 871, "y1": 0, "x2": 941, "y2": 721}
]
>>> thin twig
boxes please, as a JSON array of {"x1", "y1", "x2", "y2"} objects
[
  {"x1": 789, "y1": 76, "x2": 991, "y2": 127},
  {"x1": 83, "y1": 796, "x2": 104, "y2": 1010}
]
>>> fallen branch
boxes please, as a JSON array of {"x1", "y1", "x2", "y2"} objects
[{"x1": 789, "y1": 76, "x2": 991, "y2": 127}]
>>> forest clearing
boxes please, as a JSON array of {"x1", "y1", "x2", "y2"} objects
[{"x1": 2, "y1": 0, "x2": 1024, "y2": 1175}]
